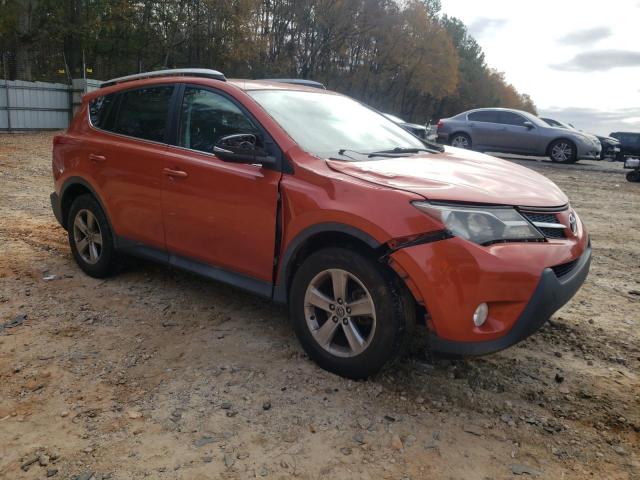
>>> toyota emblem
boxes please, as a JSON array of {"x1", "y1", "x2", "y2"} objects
[{"x1": 569, "y1": 212, "x2": 577, "y2": 234}]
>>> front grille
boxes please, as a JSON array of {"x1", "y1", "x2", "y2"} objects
[
  {"x1": 551, "y1": 258, "x2": 578, "y2": 279},
  {"x1": 521, "y1": 211, "x2": 567, "y2": 239}
]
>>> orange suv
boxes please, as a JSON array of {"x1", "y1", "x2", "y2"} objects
[{"x1": 50, "y1": 69, "x2": 591, "y2": 379}]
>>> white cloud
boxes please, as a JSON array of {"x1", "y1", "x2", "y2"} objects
[{"x1": 440, "y1": 0, "x2": 640, "y2": 133}]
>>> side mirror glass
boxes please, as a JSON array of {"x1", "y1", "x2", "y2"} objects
[
  {"x1": 523, "y1": 121, "x2": 534, "y2": 129},
  {"x1": 213, "y1": 134, "x2": 276, "y2": 167}
]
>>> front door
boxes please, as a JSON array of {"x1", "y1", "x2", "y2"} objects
[
  {"x1": 162, "y1": 86, "x2": 281, "y2": 288},
  {"x1": 494, "y1": 111, "x2": 541, "y2": 154}
]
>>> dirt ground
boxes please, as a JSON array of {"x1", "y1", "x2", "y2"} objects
[{"x1": 0, "y1": 132, "x2": 638, "y2": 480}]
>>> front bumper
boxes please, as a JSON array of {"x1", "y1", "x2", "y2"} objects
[
  {"x1": 388, "y1": 217, "x2": 591, "y2": 356},
  {"x1": 428, "y1": 243, "x2": 591, "y2": 355},
  {"x1": 577, "y1": 142, "x2": 602, "y2": 160}
]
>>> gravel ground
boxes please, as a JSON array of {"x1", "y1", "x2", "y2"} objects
[{"x1": 0, "y1": 132, "x2": 638, "y2": 480}]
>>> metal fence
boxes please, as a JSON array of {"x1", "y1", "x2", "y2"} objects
[{"x1": 0, "y1": 78, "x2": 102, "y2": 132}]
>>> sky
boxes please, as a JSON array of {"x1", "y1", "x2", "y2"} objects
[{"x1": 439, "y1": 0, "x2": 640, "y2": 136}]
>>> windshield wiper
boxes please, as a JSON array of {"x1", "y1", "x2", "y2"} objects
[{"x1": 368, "y1": 145, "x2": 444, "y2": 156}]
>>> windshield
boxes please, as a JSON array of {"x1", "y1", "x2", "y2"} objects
[
  {"x1": 248, "y1": 90, "x2": 425, "y2": 159},
  {"x1": 542, "y1": 118, "x2": 574, "y2": 130}
]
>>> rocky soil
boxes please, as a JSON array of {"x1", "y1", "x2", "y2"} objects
[{"x1": 0, "y1": 132, "x2": 638, "y2": 479}]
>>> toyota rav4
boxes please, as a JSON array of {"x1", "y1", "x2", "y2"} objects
[{"x1": 50, "y1": 69, "x2": 591, "y2": 379}]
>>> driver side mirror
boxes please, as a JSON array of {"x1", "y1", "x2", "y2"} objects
[
  {"x1": 523, "y1": 121, "x2": 534, "y2": 130},
  {"x1": 213, "y1": 134, "x2": 277, "y2": 167}
]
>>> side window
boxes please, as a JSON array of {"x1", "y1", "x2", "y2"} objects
[
  {"x1": 112, "y1": 86, "x2": 174, "y2": 142},
  {"x1": 179, "y1": 87, "x2": 260, "y2": 153},
  {"x1": 89, "y1": 93, "x2": 117, "y2": 131},
  {"x1": 499, "y1": 112, "x2": 528, "y2": 127},
  {"x1": 468, "y1": 111, "x2": 498, "y2": 123}
]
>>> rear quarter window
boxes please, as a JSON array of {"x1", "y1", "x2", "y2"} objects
[{"x1": 89, "y1": 94, "x2": 118, "y2": 130}]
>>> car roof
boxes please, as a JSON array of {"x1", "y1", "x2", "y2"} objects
[{"x1": 85, "y1": 76, "x2": 337, "y2": 101}]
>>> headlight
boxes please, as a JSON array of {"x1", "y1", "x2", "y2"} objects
[{"x1": 412, "y1": 202, "x2": 544, "y2": 245}]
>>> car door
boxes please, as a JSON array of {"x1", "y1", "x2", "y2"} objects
[
  {"x1": 494, "y1": 111, "x2": 540, "y2": 154},
  {"x1": 86, "y1": 85, "x2": 175, "y2": 252},
  {"x1": 466, "y1": 110, "x2": 501, "y2": 149},
  {"x1": 162, "y1": 85, "x2": 281, "y2": 288}
]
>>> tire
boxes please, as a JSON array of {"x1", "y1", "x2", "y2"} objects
[
  {"x1": 289, "y1": 247, "x2": 413, "y2": 379},
  {"x1": 549, "y1": 139, "x2": 577, "y2": 163},
  {"x1": 450, "y1": 133, "x2": 472, "y2": 150},
  {"x1": 67, "y1": 194, "x2": 118, "y2": 278},
  {"x1": 627, "y1": 170, "x2": 640, "y2": 183}
]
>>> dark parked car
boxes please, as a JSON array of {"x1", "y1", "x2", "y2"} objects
[
  {"x1": 610, "y1": 132, "x2": 640, "y2": 159},
  {"x1": 541, "y1": 117, "x2": 621, "y2": 160},
  {"x1": 437, "y1": 108, "x2": 602, "y2": 163},
  {"x1": 383, "y1": 113, "x2": 428, "y2": 140}
]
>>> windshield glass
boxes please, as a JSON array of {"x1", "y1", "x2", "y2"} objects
[{"x1": 248, "y1": 90, "x2": 425, "y2": 159}]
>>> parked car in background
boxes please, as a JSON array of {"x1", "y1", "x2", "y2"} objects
[
  {"x1": 610, "y1": 132, "x2": 640, "y2": 160},
  {"x1": 383, "y1": 113, "x2": 428, "y2": 140},
  {"x1": 437, "y1": 108, "x2": 602, "y2": 163},
  {"x1": 540, "y1": 118, "x2": 620, "y2": 160},
  {"x1": 624, "y1": 157, "x2": 640, "y2": 182},
  {"x1": 50, "y1": 69, "x2": 591, "y2": 379}
]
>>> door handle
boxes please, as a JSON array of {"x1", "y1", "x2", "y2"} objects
[
  {"x1": 163, "y1": 168, "x2": 189, "y2": 179},
  {"x1": 88, "y1": 153, "x2": 106, "y2": 163}
]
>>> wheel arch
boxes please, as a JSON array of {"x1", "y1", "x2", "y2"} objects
[
  {"x1": 273, "y1": 223, "x2": 386, "y2": 304},
  {"x1": 59, "y1": 177, "x2": 113, "y2": 234}
]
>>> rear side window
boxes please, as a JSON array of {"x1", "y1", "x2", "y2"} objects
[
  {"x1": 89, "y1": 94, "x2": 118, "y2": 130},
  {"x1": 498, "y1": 112, "x2": 528, "y2": 126},
  {"x1": 112, "y1": 86, "x2": 174, "y2": 142},
  {"x1": 468, "y1": 111, "x2": 498, "y2": 123}
]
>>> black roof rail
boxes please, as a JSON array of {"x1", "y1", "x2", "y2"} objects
[
  {"x1": 101, "y1": 68, "x2": 226, "y2": 88},
  {"x1": 264, "y1": 78, "x2": 326, "y2": 90}
]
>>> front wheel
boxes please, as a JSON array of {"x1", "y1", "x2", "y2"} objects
[
  {"x1": 289, "y1": 247, "x2": 413, "y2": 379},
  {"x1": 549, "y1": 139, "x2": 577, "y2": 163}
]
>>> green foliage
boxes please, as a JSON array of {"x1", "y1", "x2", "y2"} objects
[{"x1": 0, "y1": 0, "x2": 536, "y2": 121}]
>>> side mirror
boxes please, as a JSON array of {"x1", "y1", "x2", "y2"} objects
[
  {"x1": 523, "y1": 121, "x2": 534, "y2": 130},
  {"x1": 213, "y1": 134, "x2": 277, "y2": 167}
]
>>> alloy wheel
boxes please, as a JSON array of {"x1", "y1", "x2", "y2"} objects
[
  {"x1": 452, "y1": 135, "x2": 470, "y2": 149},
  {"x1": 551, "y1": 142, "x2": 572, "y2": 162},
  {"x1": 73, "y1": 209, "x2": 103, "y2": 264},
  {"x1": 303, "y1": 268, "x2": 376, "y2": 358}
]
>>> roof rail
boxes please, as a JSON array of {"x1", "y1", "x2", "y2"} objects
[
  {"x1": 265, "y1": 78, "x2": 326, "y2": 90},
  {"x1": 101, "y1": 68, "x2": 226, "y2": 88}
]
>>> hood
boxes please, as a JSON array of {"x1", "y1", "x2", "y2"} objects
[
  {"x1": 401, "y1": 122, "x2": 426, "y2": 131},
  {"x1": 596, "y1": 135, "x2": 620, "y2": 144},
  {"x1": 326, "y1": 146, "x2": 568, "y2": 208}
]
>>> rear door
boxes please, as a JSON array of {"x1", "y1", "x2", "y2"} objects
[
  {"x1": 161, "y1": 85, "x2": 281, "y2": 289},
  {"x1": 467, "y1": 110, "x2": 501, "y2": 149},
  {"x1": 86, "y1": 85, "x2": 175, "y2": 252}
]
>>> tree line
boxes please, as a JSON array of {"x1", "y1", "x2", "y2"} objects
[{"x1": 0, "y1": 0, "x2": 537, "y2": 123}]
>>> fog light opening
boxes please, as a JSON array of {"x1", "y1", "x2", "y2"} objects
[{"x1": 473, "y1": 303, "x2": 489, "y2": 327}]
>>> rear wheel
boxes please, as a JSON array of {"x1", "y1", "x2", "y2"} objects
[
  {"x1": 450, "y1": 133, "x2": 472, "y2": 150},
  {"x1": 289, "y1": 247, "x2": 412, "y2": 379},
  {"x1": 549, "y1": 139, "x2": 577, "y2": 163},
  {"x1": 68, "y1": 194, "x2": 118, "y2": 278}
]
